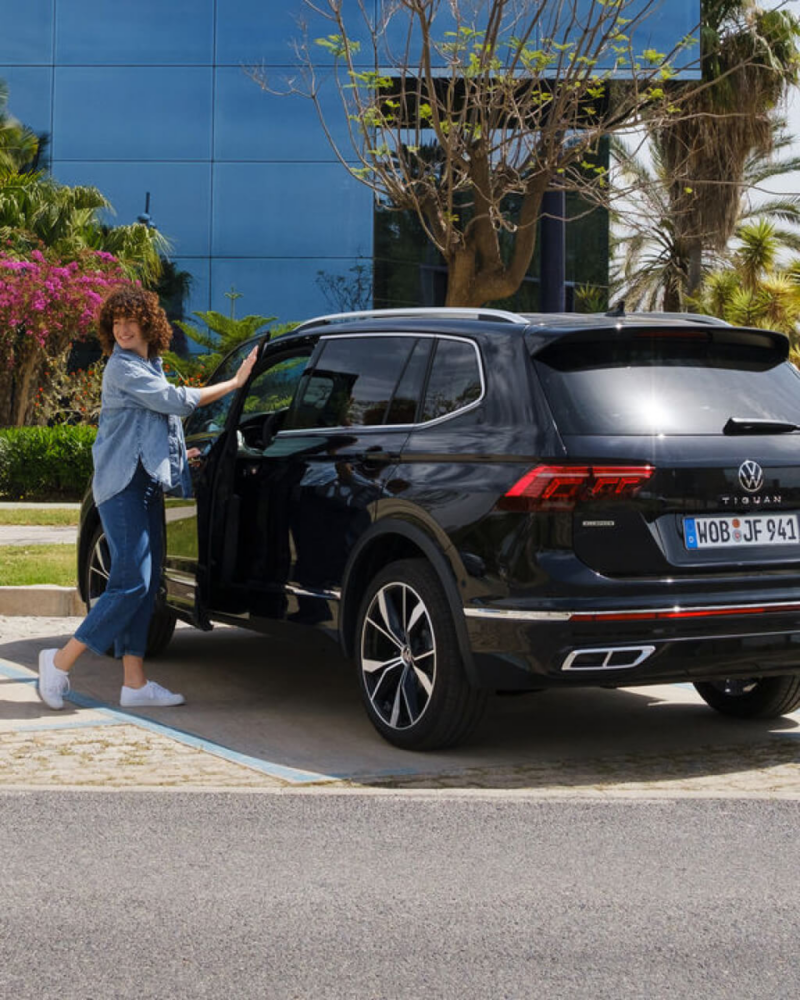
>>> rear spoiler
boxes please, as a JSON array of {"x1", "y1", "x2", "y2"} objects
[{"x1": 525, "y1": 324, "x2": 790, "y2": 364}]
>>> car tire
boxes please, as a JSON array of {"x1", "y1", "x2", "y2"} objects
[
  {"x1": 355, "y1": 558, "x2": 487, "y2": 750},
  {"x1": 693, "y1": 676, "x2": 800, "y2": 719},
  {"x1": 83, "y1": 523, "x2": 176, "y2": 658}
]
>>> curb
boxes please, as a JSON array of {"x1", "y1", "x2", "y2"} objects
[{"x1": 0, "y1": 585, "x2": 85, "y2": 617}]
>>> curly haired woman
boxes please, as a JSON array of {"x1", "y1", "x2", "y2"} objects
[{"x1": 37, "y1": 285, "x2": 257, "y2": 710}]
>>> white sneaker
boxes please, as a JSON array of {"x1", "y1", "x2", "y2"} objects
[
  {"x1": 37, "y1": 648, "x2": 70, "y2": 710},
  {"x1": 120, "y1": 680, "x2": 185, "y2": 708}
]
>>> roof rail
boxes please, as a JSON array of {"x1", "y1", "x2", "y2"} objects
[
  {"x1": 626, "y1": 310, "x2": 731, "y2": 327},
  {"x1": 293, "y1": 306, "x2": 528, "y2": 333}
]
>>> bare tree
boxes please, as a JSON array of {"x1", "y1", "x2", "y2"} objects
[{"x1": 250, "y1": 1, "x2": 738, "y2": 306}]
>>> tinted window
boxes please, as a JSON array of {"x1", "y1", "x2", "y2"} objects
[
  {"x1": 421, "y1": 339, "x2": 482, "y2": 422},
  {"x1": 386, "y1": 338, "x2": 432, "y2": 425},
  {"x1": 240, "y1": 355, "x2": 309, "y2": 419},
  {"x1": 535, "y1": 332, "x2": 800, "y2": 436},
  {"x1": 286, "y1": 336, "x2": 416, "y2": 429},
  {"x1": 183, "y1": 340, "x2": 256, "y2": 437}
]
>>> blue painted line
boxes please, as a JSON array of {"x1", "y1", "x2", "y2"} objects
[
  {"x1": 0, "y1": 657, "x2": 336, "y2": 785},
  {"x1": 0, "y1": 660, "x2": 38, "y2": 682}
]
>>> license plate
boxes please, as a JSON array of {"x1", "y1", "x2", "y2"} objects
[{"x1": 684, "y1": 514, "x2": 799, "y2": 550}]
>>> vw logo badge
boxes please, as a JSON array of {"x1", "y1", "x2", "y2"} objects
[{"x1": 738, "y1": 460, "x2": 764, "y2": 493}]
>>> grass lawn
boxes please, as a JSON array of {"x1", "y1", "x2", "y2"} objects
[
  {"x1": 0, "y1": 545, "x2": 77, "y2": 586},
  {"x1": 0, "y1": 509, "x2": 79, "y2": 527}
]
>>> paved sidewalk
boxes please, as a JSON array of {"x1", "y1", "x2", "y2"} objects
[
  {"x1": 0, "y1": 502, "x2": 81, "y2": 509},
  {"x1": 3, "y1": 615, "x2": 800, "y2": 796},
  {"x1": 0, "y1": 524, "x2": 77, "y2": 546}
]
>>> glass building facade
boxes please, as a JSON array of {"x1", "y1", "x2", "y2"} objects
[{"x1": 0, "y1": 1, "x2": 700, "y2": 324}]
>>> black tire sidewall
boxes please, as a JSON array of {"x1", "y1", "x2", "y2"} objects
[
  {"x1": 355, "y1": 558, "x2": 475, "y2": 750},
  {"x1": 694, "y1": 676, "x2": 800, "y2": 719}
]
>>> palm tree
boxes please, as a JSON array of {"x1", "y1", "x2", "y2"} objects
[
  {"x1": 691, "y1": 221, "x2": 800, "y2": 350},
  {"x1": 0, "y1": 172, "x2": 168, "y2": 283},
  {"x1": 0, "y1": 81, "x2": 38, "y2": 173},
  {"x1": 2, "y1": 78, "x2": 168, "y2": 283},
  {"x1": 655, "y1": 0, "x2": 800, "y2": 294},
  {"x1": 611, "y1": 125, "x2": 800, "y2": 310}
]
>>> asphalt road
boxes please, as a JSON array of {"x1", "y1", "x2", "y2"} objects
[{"x1": 2, "y1": 791, "x2": 799, "y2": 999}]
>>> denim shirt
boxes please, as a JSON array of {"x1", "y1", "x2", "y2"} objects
[{"x1": 92, "y1": 345, "x2": 202, "y2": 506}]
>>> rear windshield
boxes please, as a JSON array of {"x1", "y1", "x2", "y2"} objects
[{"x1": 534, "y1": 331, "x2": 800, "y2": 436}]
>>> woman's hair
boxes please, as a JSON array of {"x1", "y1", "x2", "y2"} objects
[{"x1": 96, "y1": 286, "x2": 173, "y2": 358}]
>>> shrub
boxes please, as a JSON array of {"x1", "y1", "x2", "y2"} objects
[
  {"x1": 0, "y1": 425, "x2": 96, "y2": 500},
  {"x1": 32, "y1": 351, "x2": 105, "y2": 426},
  {"x1": 0, "y1": 248, "x2": 132, "y2": 426}
]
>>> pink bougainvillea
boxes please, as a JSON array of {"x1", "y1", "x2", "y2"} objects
[{"x1": 0, "y1": 248, "x2": 135, "y2": 426}]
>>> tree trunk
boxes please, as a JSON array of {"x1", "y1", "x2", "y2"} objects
[
  {"x1": 686, "y1": 240, "x2": 704, "y2": 299},
  {"x1": 12, "y1": 355, "x2": 39, "y2": 427},
  {"x1": 663, "y1": 283, "x2": 682, "y2": 313},
  {"x1": 445, "y1": 236, "x2": 543, "y2": 307},
  {"x1": 443, "y1": 181, "x2": 547, "y2": 307},
  {"x1": 445, "y1": 251, "x2": 479, "y2": 306}
]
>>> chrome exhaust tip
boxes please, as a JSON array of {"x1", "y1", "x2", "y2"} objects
[{"x1": 561, "y1": 645, "x2": 656, "y2": 671}]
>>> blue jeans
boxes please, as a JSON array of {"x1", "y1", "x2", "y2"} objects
[{"x1": 76, "y1": 463, "x2": 164, "y2": 659}]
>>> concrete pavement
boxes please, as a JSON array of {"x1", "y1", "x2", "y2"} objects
[
  {"x1": 0, "y1": 524, "x2": 77, "y2": 546},
  {"x1": 2, "y1": 613, "x2": 800, "y2": 795}
]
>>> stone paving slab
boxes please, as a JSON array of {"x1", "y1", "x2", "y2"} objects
[
  {"x1": 0, "y1": 723, "x2": 287, "y2": 789},
  {"x1": 0, "y1": 651, "x2": 333, "y2": 789},
  {"x1": 0, "y1": 663, "x2": 286, "y2": 789},
  {"x1": 362, "y1": 738, "x2": 800, "y2": 797}
]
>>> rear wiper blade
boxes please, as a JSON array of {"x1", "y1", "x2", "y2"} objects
[{"x1": 723, "y1": 417, "x2": 800, "y2": 435}]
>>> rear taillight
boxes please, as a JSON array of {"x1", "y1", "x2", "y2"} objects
[{"x1": 499, "y1": 464, "x2": 654, "y2": 511}]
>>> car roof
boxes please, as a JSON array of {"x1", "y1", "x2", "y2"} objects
[{"x1": 255, "y1": 307, "x2": 786, "y2": 356}]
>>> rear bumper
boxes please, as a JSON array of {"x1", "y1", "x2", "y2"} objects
[{"x1": 464, "y1": 601, "x2": 800, "y2": 690}]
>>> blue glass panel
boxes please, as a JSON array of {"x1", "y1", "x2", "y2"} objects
[
  {"x1": 53, "y1": 68, "x2": 212, "y2": 160},
  {"x1": 548, "y1": 0, "x2": 700, "y2": 76},
  {"x1": 51, "y1": 161, "x2": 212, "y2": 256},
  {"x1": 625, "y1": 0, "x2": 700, "y2": 76},
  {"x1": 0, "y1": 0, "x2": 53, "y2": 63},
  {"x1": 378, "y1": 0, "x2": 699, "y2": 78},
  {"x1": 216, "y1": 0, "x2": 376, "y2": 67},
  {"x1": 214, "y1": 69, "x2": 354, "y2": 162},
  {"x1": 55, "y1": 0, "x2": 214, "y2": 65},
  {"x1": 172, "y1": 257, "x2": 212, "y2": 335},
  {"x1": 211, "y1": 258, "x2": 373, "y2": 326},
  {"x1": 212, "y1": 163, "x2": 373, "y2": 257},
  {"x1": 0, "y1": 67, "x2": 52, "y2": 134}
]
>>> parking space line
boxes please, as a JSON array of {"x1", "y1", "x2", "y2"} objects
[
  {"x1": 0, "y1": 662, "x2": 40, "y2": 682},
  {"x1": 0, "y1": 658, "x2": 338, "y2": 785}
]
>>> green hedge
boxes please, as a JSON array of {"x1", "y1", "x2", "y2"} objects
[{"x1": 0, "y1": 426, "x2": 96, "y2": 501}]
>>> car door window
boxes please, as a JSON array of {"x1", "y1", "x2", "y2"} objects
[
  {"x1": 421, "y1": 338, "x2": 482, "y2": 422},
  {"x1": 285, "y1": 336, "x2": 416, "y2": 430},
  {"x1": 237, "y1": 353, "x2": 311, "y2": 450},
  {"x1": 183, "y1": 340, "x2": 258, "y2": 437},
  {"x1": 386, "y1": 338, "x2": 433, "y2": 425}
]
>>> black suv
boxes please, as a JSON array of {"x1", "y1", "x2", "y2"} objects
[{"x1": 78, "y1": 307, "x2": 800, "y2": 749}]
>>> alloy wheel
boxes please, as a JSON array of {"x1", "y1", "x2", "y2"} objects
[
  {"x1": 709, "y1": 679, "x2": 759, "y2": 698},
  {"x1": 360, "y1": 581, "x2": 436, "y2": 730},
  {"x1": 87, "y1": 531, "x2": 111, "y2": 607}
]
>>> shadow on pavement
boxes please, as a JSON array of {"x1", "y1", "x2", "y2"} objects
[{"x1": 2, "y1": 621, "x2": 799, "y2": 788}]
